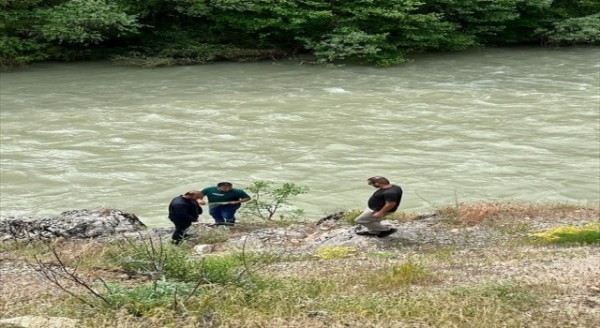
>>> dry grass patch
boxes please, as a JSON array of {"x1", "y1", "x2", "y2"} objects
[
  {"x1": 435, "y1": 201, "x2": 599, "y2": 226},
  {"x1": 1, "y1": 239, "x2": 118, "y2": 271}
]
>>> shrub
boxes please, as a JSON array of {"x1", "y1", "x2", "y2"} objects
[
  {"x1": 196, "y1": 254, "x2": 243, "y2": 284},
  {"x1": 101, "y1": 279, "x2": 203, "y2": 316},
  {"x1": 104, "y1": 237, "x2": 243, "y2": 283},
  {"x1": 104, "y1": 237, "x2": 194, "y2": 281}
]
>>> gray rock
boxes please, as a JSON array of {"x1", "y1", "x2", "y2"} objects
[
  {"x1": 193, "y1": 244, "x2": 214, "y2": 254},
  {"x1": 224, "y1": 224, "x2": 313, "y2": 251},
  {"x1": 0, "y1": 209, "x2": 146, "y2": 241}
]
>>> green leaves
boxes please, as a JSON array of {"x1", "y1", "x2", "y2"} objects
[
  {"x1": 242, "y1": 180, "x2": 308, "y2": 221},
  {"x1": 299, "y1": 27, "x2": 388, "y2": 63},
  {"x1": 540, "y1": 13, "x2": 600, "y2": 45},
  {"x1": 39, "y1": 0, "x2": 140, "y2": 45}
]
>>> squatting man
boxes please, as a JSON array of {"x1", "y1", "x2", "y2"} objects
[{"x1": 355, "y1": 176, "x2": 402, "y2": 238}]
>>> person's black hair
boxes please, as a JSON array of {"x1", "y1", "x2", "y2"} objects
[
  {"x1": 368, "y1": 176, "x2": 390, "y2": 184},
  {"x1": 217, "y1": 182, "x2": 233, "y2": 187}
]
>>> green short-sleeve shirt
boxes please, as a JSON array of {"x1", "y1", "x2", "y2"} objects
[{"x1": 201, "y1": 186, "x2": 250, "y2": 205}]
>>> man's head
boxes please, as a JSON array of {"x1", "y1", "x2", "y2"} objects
[
  {"x1": 217, "y1": 182, "x2": 233, "y2": 192},
  {"x1": 184, "y1": 190, "x2": 202, "y2": 200},
  {"x1": 367, "y1": 176, "x2": 390, "y2": 188}
]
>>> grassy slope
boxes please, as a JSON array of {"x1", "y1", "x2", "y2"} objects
[{"x1": 1, "y1": 201, "x2": 598, "y2": 328}]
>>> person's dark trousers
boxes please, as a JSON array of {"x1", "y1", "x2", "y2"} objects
[
  {"x1": 170, "y1": 217, "x2": 192, "y2": 244},
  {"x1": 209, "y1": 205, "x2": 240, "y2": 225}
]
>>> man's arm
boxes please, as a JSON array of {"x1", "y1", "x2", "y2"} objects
[
  {"x1": 197, "y1": 192, "x2": 206, "y2": 205},
  {"x1": 229, "y1": 197, "x2": 251, "y2": 205},
  {"x1": 228, "y1": 190, "x2": 251, "y2": 205},
  {"x1": 373, "y1": 201, "x2": 396, "y2": 218}
]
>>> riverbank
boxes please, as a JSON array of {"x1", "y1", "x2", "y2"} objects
[{"x1": 1, "y1": 201, "x2": 598, "y2": 328}]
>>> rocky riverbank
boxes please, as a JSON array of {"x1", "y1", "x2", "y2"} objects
[{"x1": 1, "y1": 203, "x2": 598, "y2": 328}]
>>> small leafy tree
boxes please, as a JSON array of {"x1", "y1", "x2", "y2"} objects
[{"x1": 242, "y1": 180, "x2": 308, "y2": 221}]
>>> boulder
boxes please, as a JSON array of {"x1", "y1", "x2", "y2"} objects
[
  {"x1": 193, "y1": 244, "x2": 214, "y2": 254},
  {"x1": 0, "y1": 209, "x2": 146, "y2": 241}
]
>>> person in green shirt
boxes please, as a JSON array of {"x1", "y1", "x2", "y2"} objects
[{"x1": 199, "y1": 182, "x2": 251, "y2": 226}]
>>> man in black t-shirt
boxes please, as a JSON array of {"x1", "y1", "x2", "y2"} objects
[{"x1": 355, "y1": 176, "x2": 402, "y2": 238}]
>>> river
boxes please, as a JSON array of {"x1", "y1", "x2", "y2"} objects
[{"x1": 1, "y1": 46, "x2": 599, "y2": 226}]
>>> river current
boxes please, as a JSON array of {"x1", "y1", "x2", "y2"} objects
[{"x1": 1, "y1": 47, "x2": 598, "y2": 225}]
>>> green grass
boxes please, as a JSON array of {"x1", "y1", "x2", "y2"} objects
[{"x1": 530, "y1": 222, "x2": 600, "y2": 244}]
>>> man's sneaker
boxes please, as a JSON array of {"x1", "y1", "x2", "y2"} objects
[
  {"x1": 377, "y1": 228, "x2": 398, "y2": 238},
  {"x1": 356, "y1": 231, "x2": 379, "y2": 236}
]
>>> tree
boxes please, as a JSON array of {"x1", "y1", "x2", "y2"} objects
[
  {"x1": 39, "y1": 0, "x2": 140, "y2": 45},
  {"x1": 241, "y1": 180, "x2": 308, "y2": 221},
  {"x1": 0, "y1": 0, "x2": 140, "y2": 68}
]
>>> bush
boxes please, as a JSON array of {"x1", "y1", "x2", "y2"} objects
[
  {"x1": 104, "y1": 236, "x2": 243, "y2": 283},
  {"x1": 101, "y1": 279, "x2": 203, "y2": 316},
  {"x1": 197, "y1": 255, "x2": 243, "y2": 284},
  {"x1": 104, "y1": 237, "x2": 193, "y2": 281}
]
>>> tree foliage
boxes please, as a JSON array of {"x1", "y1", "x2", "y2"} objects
[
  {"x1": 541, "y1": 13, "x2": 600, "y2": 45},
  {"x1": 39, "y1": 0, "x2": 140, "y2": 45},
  {"x1": 1, "y1": 0, "x2": 598, "y2": 69}
]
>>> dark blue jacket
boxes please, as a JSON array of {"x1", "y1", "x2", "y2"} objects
[{"x1": 168, "y1": 195, "x2": 202, "y2": 222}]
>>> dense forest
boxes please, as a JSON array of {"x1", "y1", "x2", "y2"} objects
[{"x1": 1, "y1": 0, "x2": 599, "y2": 69}]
